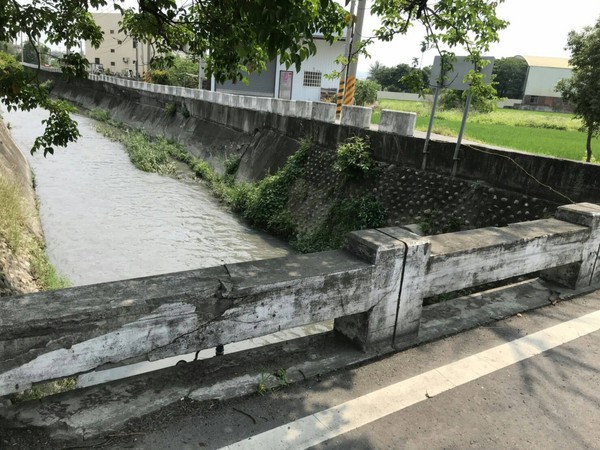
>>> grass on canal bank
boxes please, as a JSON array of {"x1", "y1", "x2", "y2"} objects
[
  {"x1": 0, "y1": 176, "x2": 69, "y2": 293},
  {"x1": 372, "y1": 100, "x2": 600, "y2": 162},
  {"x1": 89, "y1": 109, "x2": 387, "y2": 253}
]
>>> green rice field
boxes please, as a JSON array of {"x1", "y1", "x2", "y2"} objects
[{"x1": 371, "y1": 100, "x2": 600, "y2": 162}]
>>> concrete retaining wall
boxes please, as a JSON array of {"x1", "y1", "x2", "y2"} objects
[
  {"x1": 1, "y1": 202, "x2": 599, "y2": 397},
  {"x1": 34, "y1": 69, "x2": 600, "y2": 204}
]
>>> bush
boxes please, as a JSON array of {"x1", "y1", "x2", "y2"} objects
[
  {"x1": 334, "y1": 136, "x2": 376, "y2": 180},
  {"x1": 354, "y1": 79, "x2": 380, "y2": 106}
]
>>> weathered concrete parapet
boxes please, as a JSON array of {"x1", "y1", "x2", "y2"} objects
[
  {"x1": 334, "y1": 228, "x2": 430, "y2": 350},
  {"x1": 341, "y1": 105, "x2": 372, "y2": 129},
  {"x1": 295, "y1": 101, "x2": 313, "y2": 119},
  {"x1": 256, "y1": 97, "x2": 274, "y2": 113},
  {"x1": 312, "y1": 102, "x2": 336, "y2": 123},
  {"x1": 272, "y1": 99, "x2": 289, "y2": 116},
  {"x1": 379, "y1": 110, "x2": 417, "y2": 136},
  {"x1": 541, "y1": 203, "x2": 600, "y2": 287}
]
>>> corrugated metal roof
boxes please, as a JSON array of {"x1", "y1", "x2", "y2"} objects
[{"x1": 517, "y1": 55, "x2": 571, "y2": 69}]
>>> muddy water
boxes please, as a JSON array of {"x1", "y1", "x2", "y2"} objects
[{"x1": 5, "y1": 107, "x2": 291, "y2": 285}]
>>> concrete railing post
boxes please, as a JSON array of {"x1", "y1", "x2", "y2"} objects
[
  {"x1": 541, "y1": 203, "x2": 600, "y2": 288},
  {"x1": 341, "y1": 105, "x2": 372, "y2": 129},
  {"x1": 379, "y1": 110, "x2": 417, "y2": 136},
  {"x1": 335, "y1": 228, "x2": 430, "y2": 351}
]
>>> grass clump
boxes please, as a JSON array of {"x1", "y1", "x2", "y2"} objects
[
  {"x1": 89, "y1": 108, "x2": 111, "y2": 122},
  {"x1": 0, "y1": 177, "x2": 25, "y2": 252}
]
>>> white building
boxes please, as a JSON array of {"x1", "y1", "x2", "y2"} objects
[
  {"x1": 517, "y1": 55, "x2": 572, "y2": 111},
  {"x1": 214, "y1": 37, "x2": 346, "y2": 102},
  {"x1": 85, "y1": 13, "x2": 151, "y2": 76}
]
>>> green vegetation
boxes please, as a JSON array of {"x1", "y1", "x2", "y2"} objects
[
  {"x1": 334, "y1": 136, "x2": 377, "y2": 180},
  {"x1": 355, "y1": 79, "x2": 380, "y2": 106},
  {"x1": 10, "y1": 378, "x2": 76, "y2": 403},
  {"x1": 556, "y1": 17, "x2": 600, "y2": 162},
  {"x1": 295, "y1": 194, "x2": 387, "y2": 253},
  {"x1": 147, "y1": 55, "x2": 199, "y2": 89},
  {"x1": 372, "y1": 99, "x2": 600, "y2": 161},
  {"x1": 0, "y1": 176, "x2": 69, "y2": 292},
  {"x1": 256, "y1": 368, "x2": 290, "y2": 395}
]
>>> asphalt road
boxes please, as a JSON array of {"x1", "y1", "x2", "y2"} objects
[{"x1": 113, "y1": 290, "x2": 600, "y2": 450}]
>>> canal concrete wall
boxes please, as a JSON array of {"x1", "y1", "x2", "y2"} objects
[{"x1": 33, "y1": 70, "x2": 600, "y2": 232}]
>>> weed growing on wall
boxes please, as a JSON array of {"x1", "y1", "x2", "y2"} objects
[
  {"x1": 164, "y1": 102, "x2": 177, "y2": 117},
  {"x1": 334, "y1": 136, "x2": 377, "y2": 180},
  {"x1": 242, "y1": 140, "x2": 312, "y2": 238},
  {"x1": 181, "y1": 103, "x2": 190, "y2": 119},
  {"x1": 295, "y1": 194, "x2": 388, "y2": 253}
]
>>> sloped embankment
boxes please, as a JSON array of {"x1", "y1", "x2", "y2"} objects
[{"x1": 0, "y1": 120, "x2": 64, "y2": 297}]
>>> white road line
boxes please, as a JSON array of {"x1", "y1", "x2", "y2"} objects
[{"x1": 222, "y1": 309, "x2": 600, "y2": 450}]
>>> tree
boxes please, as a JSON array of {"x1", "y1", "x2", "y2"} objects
[
  {"x1": 23, "y1": 40, "x2": 50, "y2": 66},
  {"x1": 492, "y1": 57, "x2": 528, "y2": 98},
  {"x1": 148, "y1": 55, "x2": 199, "y2": 88},
  {"x1": 368, "y1": 61, "x2": 430, "y2": 93},
  {"x1": 0, "y1": 41, "x2": 19, "y2": 58},
  {"x1": 556, "y1": 18, "x2": 600, "y2": 162},
  {"x1": 371, "y1": 0, "x2": 508, "y2": 93},
  {"x1": 355, "y1": 79, "x2": 380, "y2": 105}
]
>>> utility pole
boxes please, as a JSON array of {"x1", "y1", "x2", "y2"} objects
[
  {"x1": 336, "y1": 0, "x2": 356, "y2": 117},
  {"x1": 343, "y1": 0, "x2": 367, "y2": 106},
  {"x1": 133, "y1": 39, "x2": 139, "y2": 78}
]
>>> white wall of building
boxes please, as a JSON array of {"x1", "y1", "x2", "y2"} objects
[
  {"x1": 524, "y1": 66, "x2": 572, "y2": 97},
  {"x1": 276, "y1": 39, "x2": 345, "y2": 101},
  {"x1": 86, "y1": 13, "x2": 151, "y2": 76}
]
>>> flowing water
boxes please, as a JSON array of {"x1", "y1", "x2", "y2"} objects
[
  {"x1": 4, "y1": 107, "x2": 330, "y2": 387},
  {"x1": 5, "y1": 108, "x2": 290, "y2": 285}
]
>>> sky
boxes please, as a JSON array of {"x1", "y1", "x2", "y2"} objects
[{"x1": 356, "y1": 0, "x2": 600, "y2": 75}]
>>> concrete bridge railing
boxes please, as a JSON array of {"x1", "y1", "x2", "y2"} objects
[{"x1": 1, "y1": 203, "x2": 600, "y2": 398}]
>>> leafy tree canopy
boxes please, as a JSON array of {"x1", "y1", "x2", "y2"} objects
[
  {"x1": 371, "y1": 0, "x2": 507, "y2": 96},
  {"x1": 368, "y1": 61, "x2": 430, "y2": 92},
  {"x1": 557, "y1": 17, "x2": 600, "y2": 162},
  {"x1": 492, "y1": 56, "x2": 527, "y2": 99}
]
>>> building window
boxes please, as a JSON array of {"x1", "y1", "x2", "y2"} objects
[
  {"x1": 117, "y1": 40, "x2": 122, "y2": 45},
  {"x1": 303, "y1": 71, "x2": 322, "y2": 87},
  {"x1": 530, "y1": 96, "x2": 539, "y2": 104},
  {"x1": 109, "y1": 30, "x2": 114, "y2": 34},
  {"x1": 94, "y1": 57, "x2": 100, "y2": 64},
  {"x1": 110, "y1": 49, "x2": 115, "y2": 53},
  {"x1": 110, "y1": 61, "x2": 115, "y2": 66}
]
